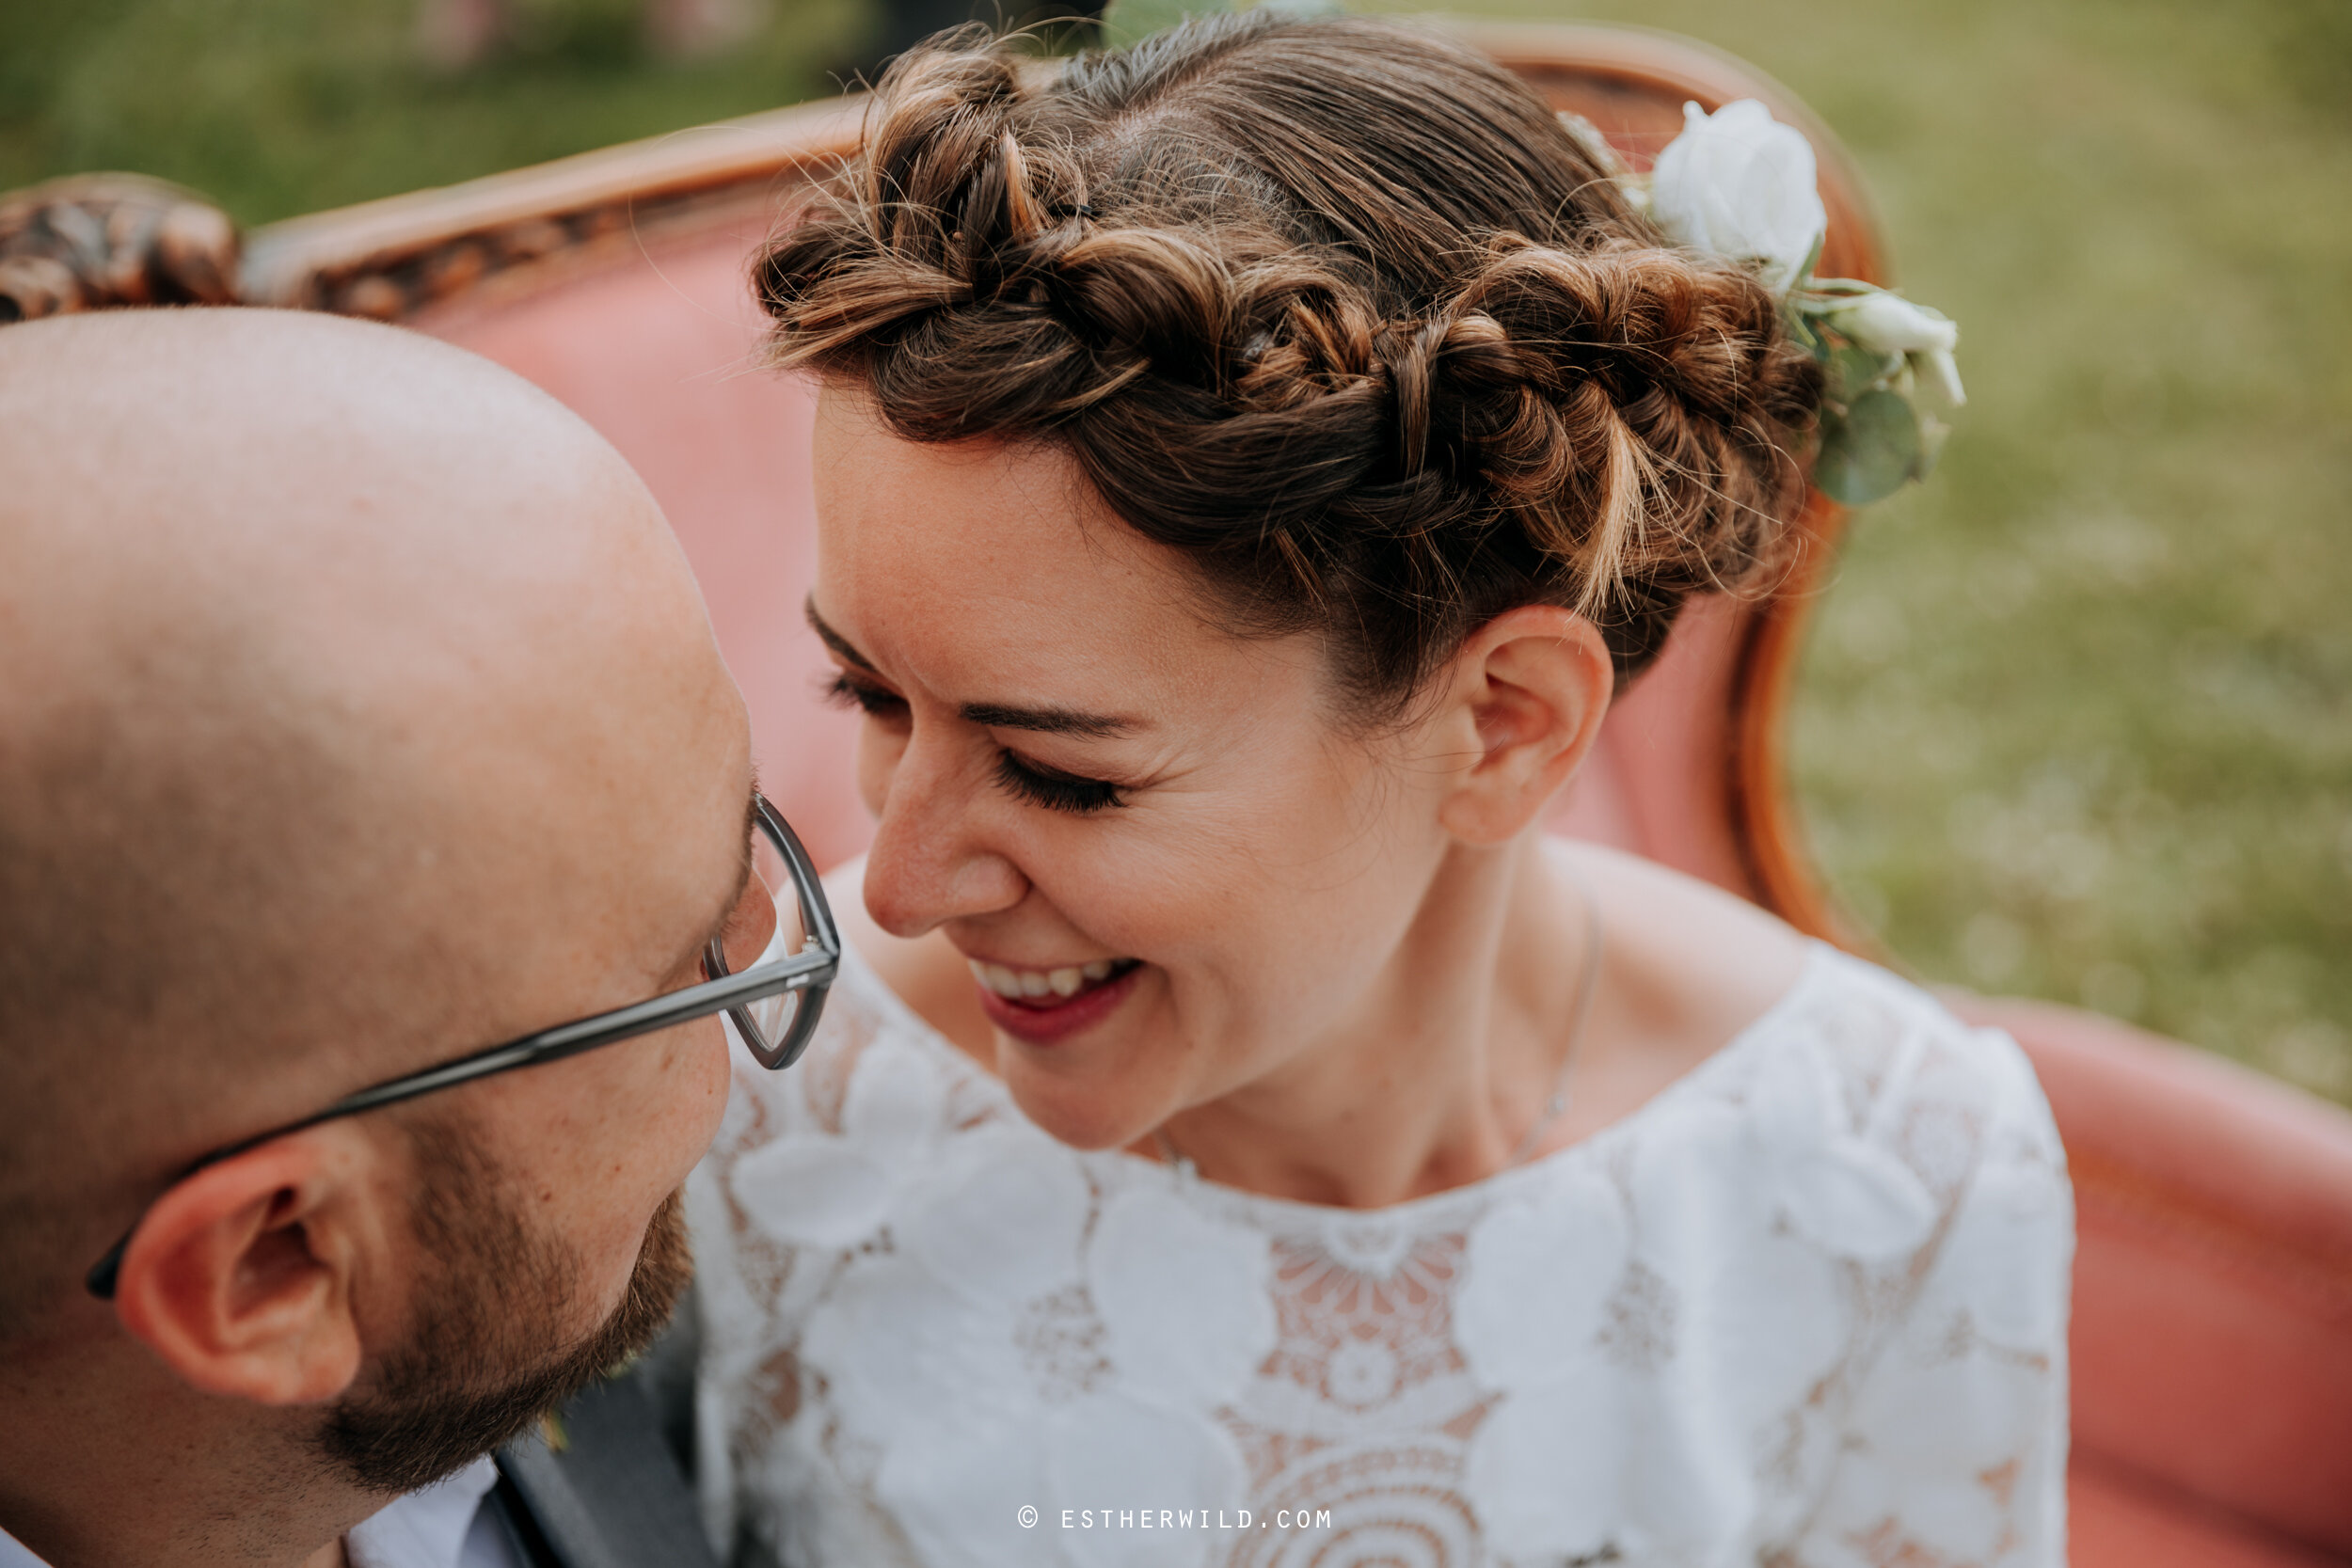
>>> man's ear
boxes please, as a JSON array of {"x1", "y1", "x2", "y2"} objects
[
  {"x1": 110, "y1": 1128, "x2": 377, "y2": 1405},
  {"x1": 1432, "y1": 603, "x2": 1614, "y2": 847}
]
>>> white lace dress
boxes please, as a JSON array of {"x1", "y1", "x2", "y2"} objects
[{"x1": 688, "y1": 940, "x2": 2073, "y2": 1568}]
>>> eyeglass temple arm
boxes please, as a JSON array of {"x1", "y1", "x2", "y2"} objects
[
  {"x1": 89, "y1": 798, "x2": 836, "y2": 1299},
  {"x1": 82, "y1": 953, "x2": 827, "y2": 1299}
]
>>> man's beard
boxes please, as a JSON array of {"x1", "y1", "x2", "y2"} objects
[{"x1": 315, "y1": 1117, "x2": 695, "y2": 1495}]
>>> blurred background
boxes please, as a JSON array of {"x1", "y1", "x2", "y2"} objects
[{"x1": 4, "y1": 0, "x2": 2345, "y2": 1101}]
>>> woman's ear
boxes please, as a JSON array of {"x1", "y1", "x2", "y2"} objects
[
  {"x1": 109, "y1": 1129, "x2": 375, "y2": 1405},
  {"x1": 1432, "y1": 604, "x2": 1614, "y2": 847}
]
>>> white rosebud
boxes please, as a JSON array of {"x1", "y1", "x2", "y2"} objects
[
  {"x1": 1649, "y1": 99, "x2": 1827, "y2": 296},
  {"x1": 1827, "y1": 290, "x2": 1960, "y2": 356},
  {"x1": 1915, "y1": 347, "x2": 1967, "y2": 410}
]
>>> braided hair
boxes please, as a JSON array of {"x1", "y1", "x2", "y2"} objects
[{"x1": 757, "y1": 13, "x2": 1822, "y2": 707}]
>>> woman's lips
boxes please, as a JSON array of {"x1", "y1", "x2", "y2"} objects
[{"x1": 971, "y1": 961, "x2": 1143, "y2": 1045}]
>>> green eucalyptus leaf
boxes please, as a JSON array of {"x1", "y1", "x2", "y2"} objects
[
  {"x1": 1827, "y1": 343, "x2": 1898, "y2": 404},
  {"x1": 1815, "y1": 388, "x2": 1921, "y2": 506}
]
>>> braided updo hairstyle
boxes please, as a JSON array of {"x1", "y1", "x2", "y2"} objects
[{"x1": 758, "y1": 13, "x2": 1822, "y2": 710}]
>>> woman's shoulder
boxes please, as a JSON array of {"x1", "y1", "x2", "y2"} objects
[
  {"x1": 1671, "y1": 933, "x2": 2073, "y2": 1287},
  {"x1": 1574, "y1": 928, "x2": 2073, "y2": 1352},
  {"x1": 1548, "y1": 836, "x2": 2058, "y2": 1147},
  {"x1": 1550, "y1": 837, "x2": 1807, "y2": 1063}
]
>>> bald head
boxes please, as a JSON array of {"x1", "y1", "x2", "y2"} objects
[{"x1": 0, "y1": 309, "x2": 751, "y2": 1333}]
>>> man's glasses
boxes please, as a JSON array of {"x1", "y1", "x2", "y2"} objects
[{"x1": 84, "y1": 794, "x2": 837, "y2": 1299}]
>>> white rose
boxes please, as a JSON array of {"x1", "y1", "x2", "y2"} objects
[
  {"x1": 1826, "y1": 290, "x2": 1960, "y2": 356},
  {"x1": 1649, "y1": 99, "x2": 1826, "y2": 295}
]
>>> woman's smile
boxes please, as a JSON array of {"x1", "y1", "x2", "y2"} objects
[{"x1": 966, "y1": 955, "x2": 1147, "y2": 1044}]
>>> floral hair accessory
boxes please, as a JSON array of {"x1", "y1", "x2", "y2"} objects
[
  {"x1": 1630, "y1": 99, "x2": 1965, "y2": 506},
  {"x1": 1648, "y1": 99, "x2": 1824, "y2": 296}
]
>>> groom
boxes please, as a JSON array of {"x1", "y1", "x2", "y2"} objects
[{"x1": 0, "y1": 309, "x2": 747, "y2": 1568}]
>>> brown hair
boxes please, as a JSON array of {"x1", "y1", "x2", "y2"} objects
[{"x1": 756, "y1": 12, "x2": 1821, "y2": 705}]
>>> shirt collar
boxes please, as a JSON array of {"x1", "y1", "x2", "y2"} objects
[
  {"x1": 1, "y1": 1456, "x2": 503, "y2": 1568},
  {"x1": 344, "y1": 1456, "x2": 502, "y2": 1568}
]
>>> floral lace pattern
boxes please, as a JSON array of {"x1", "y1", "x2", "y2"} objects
[{"x1": 689, "y1": 941, "x2": 2072, "y2": 1568}]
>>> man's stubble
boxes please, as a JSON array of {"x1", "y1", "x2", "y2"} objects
[{"x1": 316, "y1": 1117, "x2": 694, "y2": 1494}]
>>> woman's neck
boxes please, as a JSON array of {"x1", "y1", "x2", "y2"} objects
[{"x1": 1151, "y1": 833, "x2": 1592, "y2": 1209}]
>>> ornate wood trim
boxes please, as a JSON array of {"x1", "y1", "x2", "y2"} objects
[
  {"x1": 1729, "y1": 493, "x2": 1873, "y2": 948},
  {"x1": 238, "y1": 95, "x2": 866, "y2": 321},
  {"x1": 0, "y1": 174, "x2": 239, "y2": 323}
]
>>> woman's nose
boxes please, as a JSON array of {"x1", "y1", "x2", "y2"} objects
[{"x1": 861, "y1": 727, "x2": 1027, "y2": 939}]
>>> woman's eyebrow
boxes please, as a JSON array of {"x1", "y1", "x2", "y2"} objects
[
  {"x1": 805, "y1": 598, "x2": 1141, "y2": 737},
  {"x1": 959, "y1": 702, "x2": 1134, "y2": 738}
]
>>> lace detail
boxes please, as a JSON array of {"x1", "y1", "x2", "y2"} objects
[{"x1": 690, "y1": 942, "x2": 2073, "y2": 1568}]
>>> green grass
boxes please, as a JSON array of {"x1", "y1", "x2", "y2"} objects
[
  {"x1": 5, "y1": 0, "x2": 2345, "y2": 1100},
  {"x1": 0, "y1": 0, "x2": 872, "y2": 224}
]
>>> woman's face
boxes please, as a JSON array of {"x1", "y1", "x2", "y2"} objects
[{"x1": 810, "y1": 390, "x2": 1467, "y2": 1149}]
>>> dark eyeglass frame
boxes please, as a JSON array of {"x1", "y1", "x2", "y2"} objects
[{"x1": 84, "y1": 794, "x2": 838, "y2": 1300}]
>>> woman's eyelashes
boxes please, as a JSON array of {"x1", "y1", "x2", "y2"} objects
[
  {"x1": 824, "y1": 671, "x2": 908, "y2": 720},
  {"x1": 828, "y1": 670, "x2": 1123, "y2": 813},
  {"x1": 993, "y1": 750, "x2": 1124, "y2": 814}
]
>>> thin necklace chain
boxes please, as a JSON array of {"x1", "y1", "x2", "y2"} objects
[
  {"x1": 1506, "y1": 862, "x2": 1605, "y2": 1166},
  {"x1": 1154, "y1": 863, "x2": 1608, "y2": 1182}
]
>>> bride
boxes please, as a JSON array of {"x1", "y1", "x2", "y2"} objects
[{"x1": 689, "y1": 13, "x2": 2071, "y2": 1567}]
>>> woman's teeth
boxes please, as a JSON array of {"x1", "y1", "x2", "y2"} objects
[{"x1": 970, "y1": 958, "x2": 1126, "y2": 1002}]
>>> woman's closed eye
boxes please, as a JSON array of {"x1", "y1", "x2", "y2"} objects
[
  {"x1": 824, "y1": 670, "x2": 908, "y2": 721},
  {"x1": 994, "y1": 750, "x2": 1123, "y2": 814},
  {"x1": 828, "y1": 670, "x2": 1123, "y2": 813}
]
